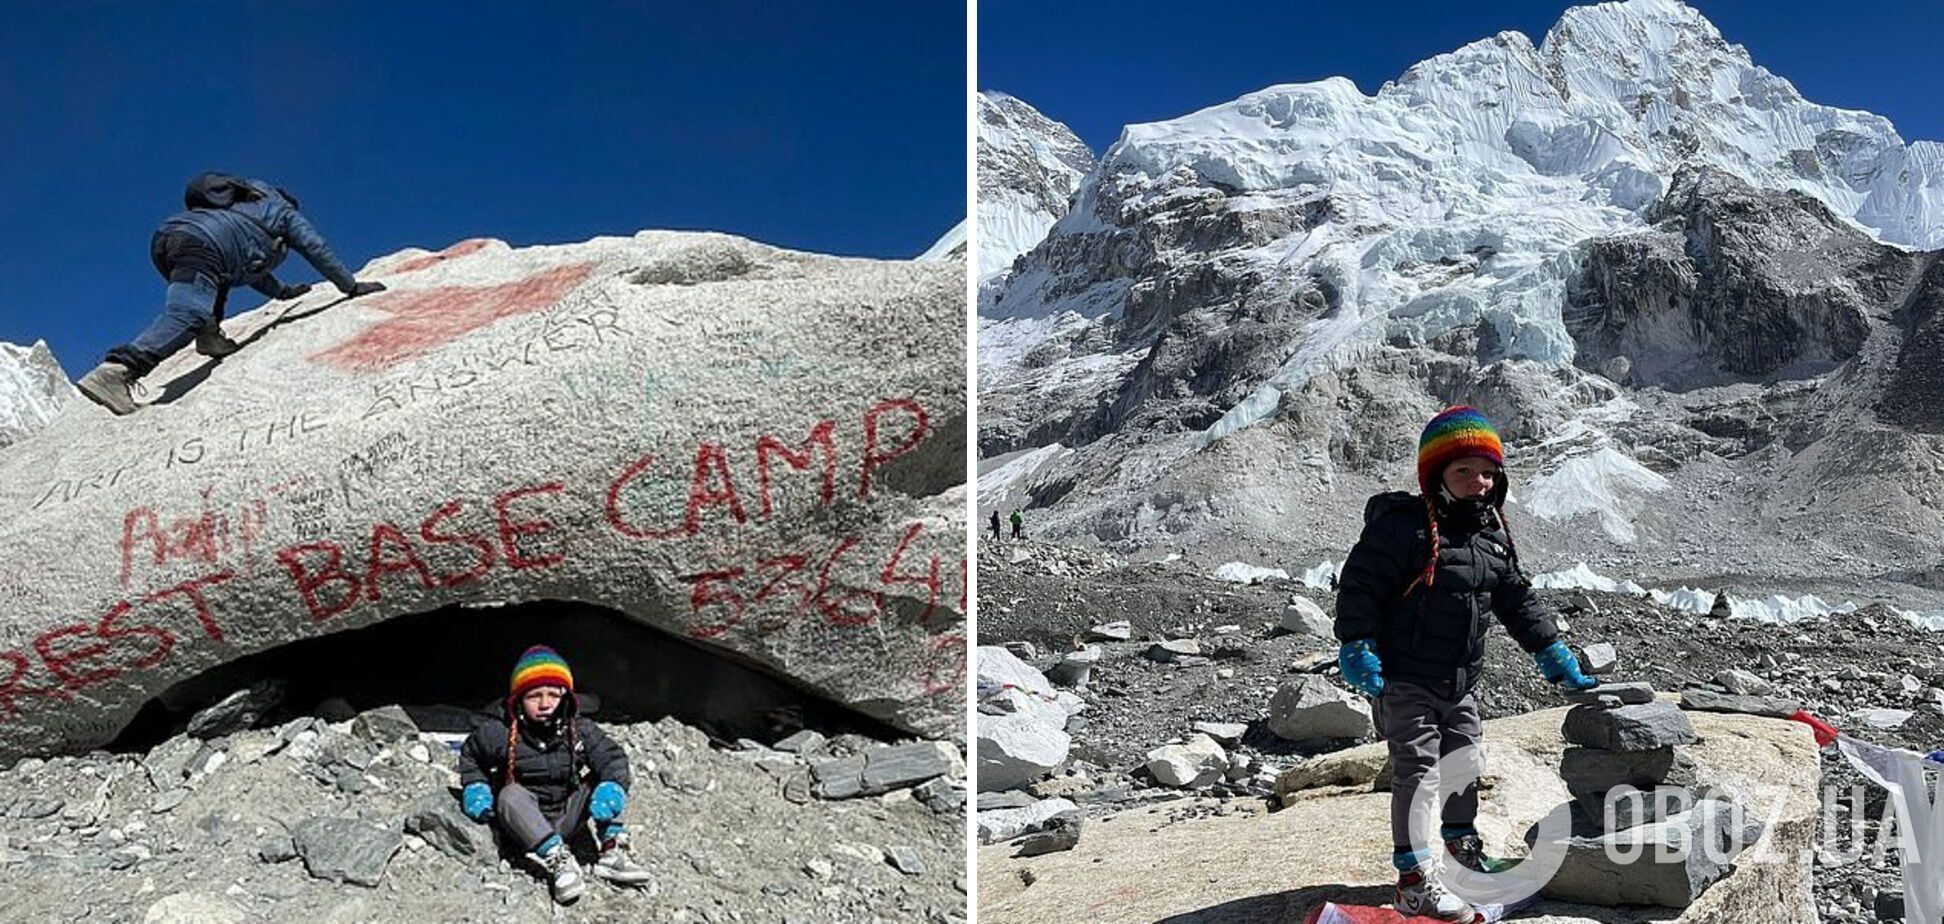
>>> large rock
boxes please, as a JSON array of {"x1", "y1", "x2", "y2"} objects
[
  {"x1": 976, "y1": 646, "x2": 1078, "y2": 792},
  {"x1": 981, "y1": 706, "x2": 1820, "y2": 924},
  {"x1": 1542, "y1": 799, "x2": 1764, "y2": 907},
  {"x1": 978, "y1": 796, "x2": 1078, "y2": 845},
  {"x1": 1265, "y1": 675, "x2": 1372, "y2": 742},
  {"x1": 0, "y1": 234, "x2": 966, "y2": 758},
  {"x1": 1143, "y1": 735, "x2": 1227, "y2": 788},
  {"x1": 1563, "y1": 701, "x2": 1699, "y2": 751},
  {"x1": 1280, "y1": 598, "x2": 1333, "y2": 637},
  {"x1": 1679, "y1": 689, "x2": 1801, "y2": 719},
  {"x1": 292, "y1": 816, "x2": 403, "y2": 887},
  {"x1": 402, "y1": 792, "x2": 495, "y2": 862},
  {"x1": 1046, "y1": 646, "x2": 1101, "y2": 687},
  {"x1": 1560, "y1": 745, "x2": 1700, "y2": 820},
  {"x1": 1562, "y1": 681, "x2": 1656, "y2": 705},
  {"x1": 862, "y1": 740, "x2": 963, "y2": 792}
]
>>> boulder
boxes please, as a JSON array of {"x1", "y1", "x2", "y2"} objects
[
  {"x1": 1280, "y1": 598, "x2": 1333, "y2": 637},
  {"x1": 1013, "y1": 812, "x2": 1081, "y2": 856},
  {"x1": 1266, "y1": 675, "x2": 1372, "y2": 742},
  {"x1": 1144, "y1": 735, "x2": 1227, "y2": 788},
  {"x1": 1714, "y1": 669, "x2": 1775, "y2": 696},
  {"x1": 402, "y1": 792, "x2": 495, "y2": 861},
  {"x1": 862, "y1": 740, "x2": 963, "y2": 792},
  {"x1": 1562, "y1": 702, "x2": 1698, "y2": 751},
  {"x1": 350, "y1": 705, "x2": 420, "y2": 745},
  {"x1": 1145, "y1": 640, "x2": 1201, "y2": 662},
  {"x1": 1578, "y1": 642, "x2": 1619, "y2": 675},
  {"x1": 978, "y1": 714, "x2": 1071, "y2": 793},
  {"x1": 1046, "y1": 647, "x2": 1102, "y2": 687},
  {"x1": 1191, "y1": 721, "x2": 1248, "y2": 746},
  {"x1": 978, "y1": 797, "x2": 1079, "y2": 845},
  {"x1": 1562, "y1": 681, "x2": 1655, "y2": 705},
  {"x1": 291, "y1": 816, "x2": 403, "y2": 887},
  {"x1": 0, "y1": 233, "x2": 965, "y2": 758},
  {"x1": 1560, "y1": 746, "x2": 1699, "y2": 812}
]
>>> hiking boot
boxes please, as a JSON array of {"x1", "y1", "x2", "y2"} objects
[
  {"x1": 529, "y1": 843, "x2": 586, "y2": 905},
  {"x1": 592, "y1": 834, "x2": 655, "y2": 887},
  {"x1": 76, "y1": 362, "x2": 139, "y2": 415},
  {"x1": 195, "y1": 326, "x2": 240, "y2": 358},
  {"x1": 1446, "y1": 832, "x2": 1520, "y2": 874},
  {"x1": 1396, "y1": 867, "x2": 1477, "y2": 922}
]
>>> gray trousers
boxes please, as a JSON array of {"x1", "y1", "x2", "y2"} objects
[
  {"x1": 1373, "y1": 679, "x2": 1484, "y2": 852},
  {"x1": 496, "y1": 782, "x2": 592, "y2": 852}
]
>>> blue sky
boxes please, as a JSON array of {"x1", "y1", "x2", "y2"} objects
[
  {"x1": 0, "y1": 1, "x2": 965, "y2": 371},
  {"x1": 980, "y1": 0, "x2": 1944, "y2": 155}
]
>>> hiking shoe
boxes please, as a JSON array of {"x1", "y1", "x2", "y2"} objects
[
  {"x1": 195, "y1": 326, "x2": 240, "y2": 358},
  {"x1": 1446, "y1": 832, "x2": 1520, "y2": 874},
  {"x1": 529, "y1": 844, "x2": 586, "y2": 905},
  {"x1": 1396, "y1": 867, "x2": 1477, "y2": 922},
  {"x1": 76, "y1": 362, "x2": 139, "y2": 415},
  {"x1": 592, "y1": 835, "x2": 655, "y2": 887}
]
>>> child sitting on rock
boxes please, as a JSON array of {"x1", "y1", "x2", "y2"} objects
[
  {"x1": 1333, "y1": 406, "x2": 1599, "y2": 922},
  {"x1": 457, "y1": 645, "x2": 653, "y2": 904}
]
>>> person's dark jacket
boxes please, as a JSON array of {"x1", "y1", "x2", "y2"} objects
[
  {"x1": 457, "y1": 703, "x2": 630, "y2": 816},
  {"x1": 1333, "y1": 490, "x2": 1558, "y2": 695},
  {"x1": 158, "y1": 176, "x2": 359, "y2": 296}
]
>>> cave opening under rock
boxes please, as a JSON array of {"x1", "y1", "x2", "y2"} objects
[{"x1": 107, "y1": 598, "x2": 899, "y2": 753}]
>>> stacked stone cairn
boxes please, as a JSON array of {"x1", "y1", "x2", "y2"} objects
[{"x1": 1539, "y1": 681, "x2": 1766, "y2": 908}]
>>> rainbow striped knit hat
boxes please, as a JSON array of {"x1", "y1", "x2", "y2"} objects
[
  {"x1": 509, "y1": 645, "x2": 574, "y2": 701},
  {"x1": 1416, "y1": 406, "x2": 1504, "y2": 496}
]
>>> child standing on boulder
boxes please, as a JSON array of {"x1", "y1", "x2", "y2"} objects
[
  {"x1": 457, "y1": 645, "x2": 654, "y2": 904},
  {"x1": 1333, "y1": 406, "x2": 1599, "y2": 922}
]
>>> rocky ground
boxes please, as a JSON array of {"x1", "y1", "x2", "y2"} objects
[
  {"x1": 0, "y1": 700, "x2": 966, "y2": 923},
  {"x1": 977, "y1": 537, "x2": 1944, "y2": 923}
]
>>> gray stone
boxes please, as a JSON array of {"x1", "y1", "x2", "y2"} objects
[
  {"x1": 349, "y1": 705, "x2": 420, "y2": 745},
  {"x1": 142, "y1": 893, "x2": 248, "y2": 924},
  {"x1": 862, "y1": 741, "x2": 962, "y2": 792},
  {"x1": 1088, "y1": 621, "x2": 1133, "y2": 641},
  {"x1": 1580, "y1": 785, "x2": 1701, "y2": 831},
  {"x1": 186, "y1": 680, "x2": 286, "y2": 739},
  {"x1": 977, "y1": 791, "x2": 1038, "y2": 811},
  {"x1": 1266, "y1": 675, "x2": 1373, "y2": 742},
  {"x1": 915, "y1": 777, "x2": 963, "y2": 814},
  {"x1": 885, "y1": 845, "x2": 925, "y2": 875},
  {"x1": 1714, "y1": 669, "x2": 1775, "y2": 696},
  {"x1": 1679, "y1": 689, "x2": 1801, "y2": 718},
  {"x1": 257, "y1": 833, "x2": 297, "y2": 863},
  {"x1": 143, "y1": 736, "x2": 202, "y2": 789},
  {"x1": 1191, "y1": 721, "x2": 1248, "y2": 745},
  {"x1": 810, "y1": 754, "x2": 866, "y2": 799},
  {"x1": 1143, "y1": 735, "x2": 1227, "y2": 788},
  {"x1": 334, "y1": 767, "x2": 367, "y2": 795},
  {"x1": 1280, "y1": 598, "x2": 1334, "y2": 637},
  {"x1": 1002, "y1": 641, "x2": 1038, "y2": 661},
  {"x1": 977, "y1": 713, "x2": 1070, "y2": 793},
  {"x1": 0, "y1": 234, "x2": 965, "y2": 760},
  {"x1": 1046, "y1": 647, "x2": 1102, "y2": 688},
  {"x1": 1542, "y1": 800, "x2": 1761, "y2": 907},
  {"x1": 1858, "y1": 708, "x2": 1915, "y2": 730},
  {"x1": 1013, "y1": 813, "x2": 1081, "y2": 856},
  {"x1": 1578, "y1": 642, "x2": 1619, "y2": 675},
  {"x1": 149, "y1": 790, "x2": 188, "y2": 814},
  {"x1": 292, "y1": 816, "x2": 404, "y2": 887},
  {"x1": 1146, "y1": 639, "x2": 1201, "y2": 662},
  {"x1": 1562, "y1": 701, "x2": 1698, "y2": 751},
  {"x1": 1562, "y1": 681, "x2": 1656, "y2": 705},
  {"x1": 774, "y1": 730, "x2": 826, "y2": 754},
  {"x1": 403, "y1": 792, "x2": 495, "y2": 861},
  {"x1": 1560, "y1": 746, "x2": 1699, "y2": 805},
  {"x1": 978, "y1": 797, "x2": 1078, "y2": 844}
]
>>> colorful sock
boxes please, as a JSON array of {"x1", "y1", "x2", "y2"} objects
[
  {"x1": 1392, "y1": 847, "x2": 1431, "y2": 872},
  {"x1": 598, "y1": 821, "x2": 625, "y2": 843},
  {"x1": 1441, "y1": 824, "x2": 1479, "y2": 841},
  {"x1": 537, "y1": 833, "x2": 563, "y2": 857}
]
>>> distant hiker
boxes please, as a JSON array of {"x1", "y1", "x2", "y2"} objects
[
  {"x1": 1333, "y1": 406, "x2": 1598, "y2": 922},
  {"x1": 1010, "y1": 508, "x2": 1024, "y2": 540},
  {"x1": 75, "y1": 171, "x2": 389, "y2": 415},
  {"x1": 456, "y1": 646, "x2": 654, "y2": 905},
  {"x1": 990, "y1": 509, "x2": 1003, "y2": 542}
]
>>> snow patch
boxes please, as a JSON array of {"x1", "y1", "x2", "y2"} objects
[
  {"x1": 1212, "y1": 562, "x2": 1290, "y2": 584},
  {"x1": 1524, "y1": 448, "x2": 1669, "y2": 543},
  {"x1": 1300, "y1": 560, "x2": 1343, "y2": 589}
]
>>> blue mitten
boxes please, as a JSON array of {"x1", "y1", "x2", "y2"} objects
[
  {"x1": 461, "y1": 782, "x2": 494, "y2": 822},
  {"x1": 1338, "y1": 639, "x2": 1386, "y2": 697},
  {"x1": 1534, "y1": 640, "x2": 1599, "y2": 691},
  {"x1": 590, "y1": 780, "x2": 627, "y2": 821}
]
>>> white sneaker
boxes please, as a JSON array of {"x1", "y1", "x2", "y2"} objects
[
  {"x1": 530, "y1": 843, "x2": 585, "y2": 905},
  {"x1": 592, "y1": 834, "x2": 654, "y2": 887},
  {"x1": 1396, "y1": 867, "x2": 1476, "y2": 922}
]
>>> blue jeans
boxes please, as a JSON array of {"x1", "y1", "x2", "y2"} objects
[{"x1": 105, "y1": 231, "x2": 230, "y2": 376}]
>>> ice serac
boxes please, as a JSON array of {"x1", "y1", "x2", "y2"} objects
[
  {"x1": 0, "y1": 340, "x2": 74, "y2": 450},
  {"x1": 978, "y1": 91, "x2": 1097, "y2": 282},
  {"x1": 0, "y1": 231, "x2": 966, "y2": 758}
]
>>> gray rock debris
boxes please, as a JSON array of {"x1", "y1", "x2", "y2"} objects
[
  {"x1": 1266, "y1": 675, "x2": 1373, "y2": 742},
  {"x1": 1562, "y1": 701, "x2": 1699, "y2": 752},
  {"x1": 186, "y1": 680, "x2": 287, "y2": 740},
  {"x1": 292, "y1": 816, "x2": 404, "y2": 887}
]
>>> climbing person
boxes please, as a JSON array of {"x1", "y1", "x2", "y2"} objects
[
  {"x1": 456, "y1": 645, "x2": 655, "y2": 904},
  {"x1": 1010, "y1": 507, "x2": 1024, "y2": 540},
  {"x1": 990, "y1": 509, "x2": 1003, "y2": 542},
  {"x1": 75, "y1": 171, "x2": 389, "y2": 415},
  {"x1": 1333, "y1": 405, "x2": 1599, "y2": 922}
]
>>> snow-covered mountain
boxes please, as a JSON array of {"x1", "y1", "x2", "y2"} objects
[
  {"x1": 977, "y1": 0, "x2": 1944, "y2": 610},
  {"x1": 0, "y1": 340, "x2": 73, "y2": 450},
  {"x1": 978, "y1": 91, "x2": 1096, "y2": 282},
  {"x1": 919, "y1": 219, "x2": 968, "y2": 262}
]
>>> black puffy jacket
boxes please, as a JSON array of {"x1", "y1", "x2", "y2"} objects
[
  {"x1": 457, "y1": 699, "x2": 629, "y2": 816},
  {"x1": 1333, "y1": 491, "x2": 1558, "y2": 695}
]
